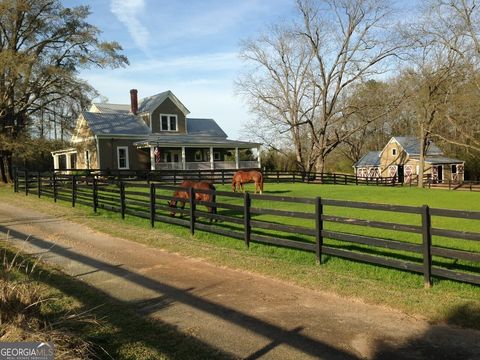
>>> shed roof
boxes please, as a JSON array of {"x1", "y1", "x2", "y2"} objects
[{"x1": 355, "y1": 151, "x2": 381, "y2": 167}]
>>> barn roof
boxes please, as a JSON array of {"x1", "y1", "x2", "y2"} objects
[
  {"x1": 355, "y1": 151, "x2": 381, "y2": 167},
  {"x1": 394, "y1": 136, "x2": 443, "y2": 156},
  {"x1": 415, "y1": 156, "x2": 464, "y2": 164}
]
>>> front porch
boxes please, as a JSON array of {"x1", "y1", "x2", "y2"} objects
[{"x1": 138, "y1": 144, "x2": 261, "y2": 171}]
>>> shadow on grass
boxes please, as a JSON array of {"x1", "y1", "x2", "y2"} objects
[{"x1": 1, "y1": 225, "x2": 359, "y2": 360}]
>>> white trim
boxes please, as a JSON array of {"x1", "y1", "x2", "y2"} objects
[
  {"x1": 150, "y1": 147, "x2": 155, "y2": 170},
  {"x1": 210, "y1": 146, "x2": 214, "y2": 170},
  {"x1": 95, "y1": 135, "x2": 101, "y2": 169},
  {"x1": 235, "y1": 147, "x2": 239, "y2": 169},
  {"x1": 182, "y1": 147, "x2": 186, "y2": 170},
  {"x1": 159, "y1": 113, "x2": 178, "y2": 132},
  {"x1": 117, "y1": 146, "x2": 129, "y2": 170}
]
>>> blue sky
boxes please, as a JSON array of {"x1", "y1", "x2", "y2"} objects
[{"x1": 64, "y1": 0, "x2": 296, "y2": 139}]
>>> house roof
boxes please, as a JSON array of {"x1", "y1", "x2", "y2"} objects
[
  {"x1": 354, "y1": 151, "x2": 381, "y2": 167},
  {"x1": 187, "y1": 118, "x2": 227, "y2": 138},
  {"x1": 82, "y1": 112, "x2": 150, "y2": 136},
  {"x1": 138, "y1": 90, "x2": 190, "y2": 115},
  {"x1": 393, "y1": 136, "x2": 443, "y2": 156},
  {"x1": 92, "y1": 103, "x2": 130, "y2": 113},
  {"x1": 134, "y1": 135, "x2": 260, "y2": 148}
]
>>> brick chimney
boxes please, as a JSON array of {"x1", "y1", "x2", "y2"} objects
[{"x1": 130, "y1": 89, "x2": 138, "y2": 115}]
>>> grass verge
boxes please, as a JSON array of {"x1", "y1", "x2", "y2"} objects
[{"x1": 0, "y1": 239, "x2": 232, "y2": 359}]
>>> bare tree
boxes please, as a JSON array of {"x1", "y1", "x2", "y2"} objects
[
  {"x1": 238, "y1": 0, "x2": 401, "y2": 176},
  {"x1": 296, "y1": 0, "x2": 401, "y2": 173},
  {"x1": 237, "y1": 26, "x2": 318, "y2": 174}
]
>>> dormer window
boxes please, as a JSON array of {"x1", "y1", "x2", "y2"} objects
[
  {"x1": 160, "y1": 114, "x2": 177, "y2": 131},
  {"x1": 392, "y1": 148, "x2": 397, "y2": 156}
]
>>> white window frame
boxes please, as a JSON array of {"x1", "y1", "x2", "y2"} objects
[
  {"x1": 451, "y1": 164, "x2": 457, "y2": 174},
  {"x1": 160, "y1": 114, "x2": 178, "y2": 132},
  {"x1": 194, "y1": 150, "x2": 202, "y2": 161},
  {"x1": 392, "y1": 148, "x2": 397, "y2": 156},
  {"x1": 214, "y1": 151, "x2": 221, "y2": 161},
  {"x1": 117, "y1": 146, "x2": 129, "y2": 170}
]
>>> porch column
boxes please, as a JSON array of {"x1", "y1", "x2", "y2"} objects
[
  {"x1": 150, "y1": 147, "x2": 155, "y2": 170},
  {"x1": 182, "y1": 147, "x2": 186, "y2": 170},
  {"x1": 53, "y1": 155, "x2": 59, "y2": 170},
  {"x1": 235, "y1": 147, "x2": 239, "y2": 169},
  {"x1": 66, "y1": 153, "x2": 71, "y2": 170},
  {"x1": 257, "y1": 146, "x2": 261, "y2": 169},
  {"x1": 210, "y1": 146, "x2": 214, "y2": 170}
]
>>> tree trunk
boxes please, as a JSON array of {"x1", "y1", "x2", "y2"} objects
[
  {"x1": 315, "y1": 155, "x2": 326, "y2": 182},
  {"x1": 0, "y1": 154, "x2": 8, "y2": 183}
]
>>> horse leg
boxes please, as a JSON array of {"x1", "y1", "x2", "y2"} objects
[{"x1": 179, "y1": 201, "x2": 185, "y2": 218}]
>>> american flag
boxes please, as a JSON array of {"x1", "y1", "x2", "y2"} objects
[{"x1": 154, "y1": 147, "x2": 161, "y2": 164}]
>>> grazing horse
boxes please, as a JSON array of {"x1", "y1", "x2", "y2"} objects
[
  {"x1": 232, "y1": 170, "x2": 264, "y2": 194},
  {"x1": 168, "y1": 181, "x2": 217, "y2": 220}
]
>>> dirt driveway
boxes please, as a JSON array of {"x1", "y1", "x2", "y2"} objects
[{"x1": 0, "y1": 201, "x2": 479, "y2": 359}]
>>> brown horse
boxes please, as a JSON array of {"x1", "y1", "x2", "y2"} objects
[
  {"x1": 168, "y1": 181, "x2": 217, "y2": 220},
  {"x1": 232, "y1": 170, "x2": 264, "y2": 194}
]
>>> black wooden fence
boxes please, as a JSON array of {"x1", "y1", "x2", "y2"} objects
[
  {"x1": 37, "y1": 168, "x2": 400, "y2": 187},
  {"x1": 13, "y1": 170, "x2": 480, "y2": 287}
]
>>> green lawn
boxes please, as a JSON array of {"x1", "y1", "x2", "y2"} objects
[{"x1": 4, "y1": 182, "x2": 480, "y2": 330}]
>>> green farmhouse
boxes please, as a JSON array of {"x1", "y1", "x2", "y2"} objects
[{"x1": 51, "y1": 89, "x2": 261, "y2": 171}]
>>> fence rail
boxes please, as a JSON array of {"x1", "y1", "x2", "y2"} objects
[{"x1": 13, "y1": 170, "x2": 480, "y2": 287}]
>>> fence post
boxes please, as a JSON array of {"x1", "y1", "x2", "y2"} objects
[
  {"x1": 344, "y1": 174, "x2": 347, "y2": 185},
  {"x1": 120, "y1": 181, "x2": 126, "y2": 219},
  {"x1": 292, "y1": 172, "x2": 295, "y2": 183},
  {"x1": 421, "y1": 205, "x2": 433, "y2": 288},
  {"x1": 52, "y1": 172, "x2": 57, "y2": 202},
  {"x1": 333, "y1": 173, "x2": 336, "y2": 185},
  {"x1": 198, "y1": 170, "x2": 201, "y2": 181},
  {"x1": 243, "y1": 192, "x2": 251, "y2": 248},
  {"x1": 173, "y1": 172, "x2": 177, "y2": 185},
  {"x1": 25, "y1": 169, "x2": 29, "y2": 196},
  {"x1": 448, "y1": 179, "x2": 451, "y2": 190},
  {"x1": 92, "y1": 177, "x2": 98, "y2": 213},
  {"x1": 276, "y1": 170, "x2": 280, "y2": 183},
  {"x1": 150, "y1": 183, "x2": 155, "y2": 228},
  {"x1": 355, "y1": 174, "x2": 358, "y2": 186},
  {"x1": 13, "y1": 167, "x2": 17, "y2": 193},
  {"x1": 315, "y1": 197, "x2": 323, "y2": 264},
  {"x1": 37, "y1": 171, "x2": 41, "y2": 198},
  {"x1": 221, "y1": 169, "x2": 225, "y2": 185},
  {"x1": 71, "y1": 175, "x2": 76, "y2": 207},
  {"x1": 189, "y1": 187, "x2": 196, "y2": 235}
]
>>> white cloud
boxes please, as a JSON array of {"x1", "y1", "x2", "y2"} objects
[{"x1": 110, "y1": 0, "x2": 149, "y2": 52}]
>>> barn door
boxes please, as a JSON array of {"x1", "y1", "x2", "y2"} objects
[{"x1": 397, "y1": 165, "x2": 404, "y2": 183}]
